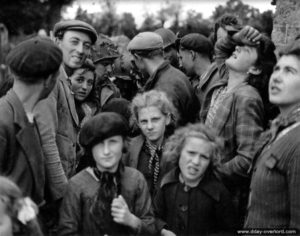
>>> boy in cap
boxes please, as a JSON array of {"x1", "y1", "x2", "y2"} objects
[
  {"x1": 38, "y1": 20, "x2": 98, "y2": 179},
  {"x1": 178, "y1": 33, "x2": 213, "y2": 90},
  {"x1": 127, "y1": 32, "x2": 200, "y2": 126},
  {"x1": 59, "y1": 112, "x2": 156, "y2": 235},
  {"x1": 0, "y1": 36, "x2": 62, "y2": 206}
]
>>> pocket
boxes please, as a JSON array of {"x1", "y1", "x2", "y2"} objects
[{"x1": 264, "y1": 154, "x2": 277, "y2": 169}]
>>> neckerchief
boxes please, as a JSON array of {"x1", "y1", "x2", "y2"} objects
[
  {"x1": 90, "y1": 163, "x2": 128, "y2": 235},
  {"x1": 145, "y1": 140, "x2": 164, "y2": 190}
]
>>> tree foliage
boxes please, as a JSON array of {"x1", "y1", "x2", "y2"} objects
[
  {"x1": 212, "y1": 0, "x2": 260, "y2": 24},
  {"x1": 0, "y1": 0, "x2": 74, "y2": 36}
]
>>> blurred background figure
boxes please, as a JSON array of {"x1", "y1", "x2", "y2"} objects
[{"x1": 154, "y1": 28, "x2": 180, "y2": 69}]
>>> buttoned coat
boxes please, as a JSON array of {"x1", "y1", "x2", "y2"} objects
[
  {"x1": 0, "y1": 90, "x2": 45, "y2": 205},
  {"x1": 154, "y1": 168, "x2": 237, "y2": 236}
]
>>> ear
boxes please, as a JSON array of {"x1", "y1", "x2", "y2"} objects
[
  {"x1": 190, "y1": 50, "x2": 196, "y2": 60},
  {"x1": 165, "y1": 113, "x2": 171, "y2": 125},
  {"x1": 248, "y1": 66, "x2": 262, "y2": 75}
]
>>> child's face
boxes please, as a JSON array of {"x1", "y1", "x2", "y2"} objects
[
  {"x1": 92, "y1": 135, "x2": 124, "y2": 173},
  {"x1": 0, "y1": 199, "x2": 13, "y2": 236},
  {"x1": 179, "y1": 137, "x2": 212, "y2": 186}
]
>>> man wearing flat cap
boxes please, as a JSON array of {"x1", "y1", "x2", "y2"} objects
[
  {"x1": 0, "y1": 36, "x2": 62, "y2": 206},
  {"x1": 38, "y1": 20, "x2": 98, "y2": 180},
  {"x1": 127, "y1": 32, "x2": 200, "y2": 126},
  {"x1": 178, "y1": 33, "x2": 213, "y2": 90}
]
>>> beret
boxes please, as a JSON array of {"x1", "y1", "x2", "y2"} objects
[
  {"x1": 154, "y1": 28, "x2": 177, "y2": 49},
  {"x1": 6, "y1": 36, "x2": 62, "y2": 79},
  {"x1": 79, "y1": 112, "x2": 128, "y2": 148},
  {"x1": 127, "y1": 32, "x2": 163, "y2": 52},
  {"x1": 92, "y1": 34, "x2": 120, "y2": 64},
  {"x1": 180, "y1": 33, "x2": 213, "y2": 56},
  {"x1": 53, "y1": 20, "x2": 98, "y2": 44}
]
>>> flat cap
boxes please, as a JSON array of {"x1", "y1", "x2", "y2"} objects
[
  {"x1": 180, "y1": 33, "x2": 213, "y2": 56},
  {"x1": 127, "y1": 32, "x2": 163, "y2": 52},
  {"x1": 154, "y1": 28, "x2": 177, "y2": 49},
  {"x1": 53, "y1": 20, "x2": 98, "y2": 44},
  {"x1": 6, "y1": 36, "x2": 62, "y2": 79},
  {"x1": 79, "y1": 112, "x2": 128, "y2": 148}
]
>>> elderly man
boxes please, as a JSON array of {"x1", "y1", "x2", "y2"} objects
[
  {"x1": 0, "y1": 36, "x2": 62, "y2": 206},
  {"x1": 37, "y1": 20, "x2": 98, "y2": 180},
  {"x1": 127, "y1": 32, "x2": 200, "y2": 126}
]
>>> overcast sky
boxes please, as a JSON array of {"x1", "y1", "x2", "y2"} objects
[{"x1": 63, "y1": 0, "x2": 276, "y2": 27}]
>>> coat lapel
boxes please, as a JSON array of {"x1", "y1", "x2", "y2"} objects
[
  {"x1": 128, "y1": 135, "x2": 145, "y2": 168},
  {"x1": 7, "y1": 90, "x2": 45, "y2": 195},
  {"x1": 59, "y1": 68, "x2": 79, "y2": 126}
]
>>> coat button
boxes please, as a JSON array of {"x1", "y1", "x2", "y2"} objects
[{"x1": 179, "y1": 204, "x2": 188, "y2": 212}]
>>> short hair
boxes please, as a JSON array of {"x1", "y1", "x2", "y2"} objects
[
  {"x1": 131, "y1": 90, "x2": 178, "y2": 134},
  {"x1": 163, "y1": 123, "x2": 223, "y2": 171}
]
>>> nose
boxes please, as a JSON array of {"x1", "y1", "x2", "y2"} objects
[
  {"x1": 191, "y1": 155, "x2": 200, "y2": 165},
  {"x1": 270, "y1": 70, "x2": 282, "y2": 84},
  {"x1": 103, "y1": 141, "x2": 110, "y2": 155},
  {"x1": 147, "y1": 121, "x2": 153, "y2": 130},
  {"x1": 82, "y1": 81, "x2": 87, "y2": 90},
  {"x1": 76, "y1": 42, "x2": 84, "y2": 54}
]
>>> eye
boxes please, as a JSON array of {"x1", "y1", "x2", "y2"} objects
[
  {"x1": 70, "y1": 39, "x2": 79, "y2": 45},
  {"x1": 87, "y1": 80, "x2": 94, "y2": 86},
  {"x1": 152, "y1": 117, "x2": 160, "y2": 122},
  {"x1": 83, "y1": 43, "x2": 91, "y2": 50}
]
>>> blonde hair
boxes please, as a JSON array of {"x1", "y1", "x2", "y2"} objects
[
  {"x1": 163, "y1": 123, "x2": 224, "y2": 170},
  {"x1": 131, "y1": 90, "x2": 178, "y2": 132}
]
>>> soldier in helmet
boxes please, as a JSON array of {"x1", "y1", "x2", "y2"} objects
[{"x1": 91, "y1": 34, "x2": 121, "y2": 108}]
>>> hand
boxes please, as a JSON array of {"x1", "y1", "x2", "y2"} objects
[
  {"x1": 161, "y1": 228, "x2": 176, "y2": 236},
  {"x1": 232, "y1": 26, "x2": 261, "y2": 46},
  {"x1": 111, "y1": 195, "x2": 139, "y2": 228}
]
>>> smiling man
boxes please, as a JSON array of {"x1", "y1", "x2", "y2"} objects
[{"x1": 37, "y1": 20, "x2": 98, "y2": 179}]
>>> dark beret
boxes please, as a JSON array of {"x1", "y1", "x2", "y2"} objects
[
  {"x1": 180, "y1": 33, "x2": 213, "y2": 56},
  {"x1": 79, "y1": 112, "x2": 128, "y2": 148},
  {"x1": 53, "y1": 20, "x2": 98, "y2": 44},
  {"x1": 6, "y1": 36, "x2": 62, "y2": 79}
]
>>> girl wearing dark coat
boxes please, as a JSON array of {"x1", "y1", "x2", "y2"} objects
[
  {"x1": 58, "y1": 112, "x2": 156, "y2": 236},
  {"x1": 154, "y1": 123, "x2": 237, "y2": 236}
]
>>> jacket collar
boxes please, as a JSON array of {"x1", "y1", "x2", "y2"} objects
[
  {"x1": 144, "y1": 61, "x2": 170, "y2": 91},
  {"x1": 161, "y1": 167, "x2": 223, "y2": 202},
  {"x1": 5, "y1": 90, "x2": 28, "y2": 128}
]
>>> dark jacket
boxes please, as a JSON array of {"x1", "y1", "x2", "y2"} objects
[
  {"x1": 59, "y1": 167, "x2": 156, "y2": 236},
  {"x1": 143, "y1": 61, "x2": 200, "y2": 126},
  {"x1": 0, "y1": 90, "x2": 45, "y2": 205},
  {"x1": 154, "y1": 168, "x2": 237, "y2": 236}
]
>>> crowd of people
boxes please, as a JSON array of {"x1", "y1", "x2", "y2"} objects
[{"x1": 0, "y1": 13, "x2": 300, "y2": 236}]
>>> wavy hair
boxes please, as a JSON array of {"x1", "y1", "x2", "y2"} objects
[
  {"x1": 163, "y1": 123, "x2": 224, "y2": 172},
  {"x1": 131, "y1": 90, "x2": 178, "y2": 135}
]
